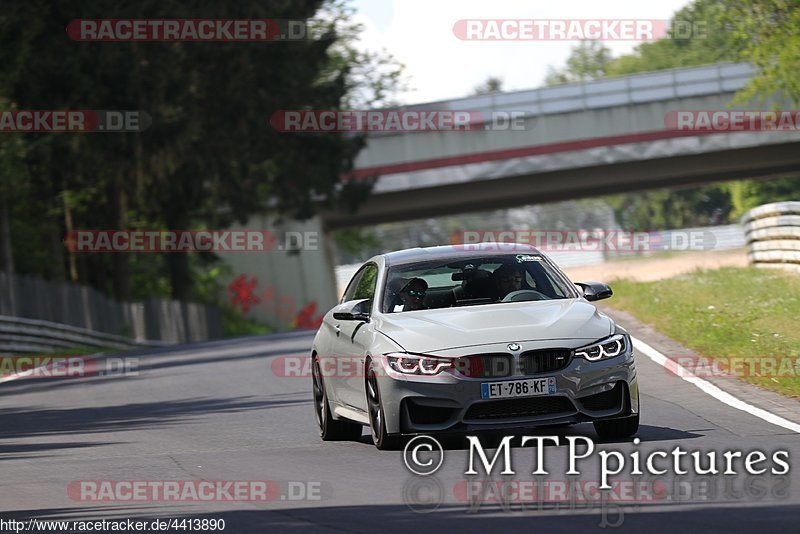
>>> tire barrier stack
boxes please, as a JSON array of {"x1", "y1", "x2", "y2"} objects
[{"x1": 742, "y1": 201, "x2": 800, "y2": 273}]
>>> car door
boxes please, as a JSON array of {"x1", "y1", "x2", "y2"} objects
[
  {"x1": 321, "y1": 266, "x2": 365, "y2": 405},
  {"x1": 331, "y1": 263, "x2": 378, "y2": 411}
]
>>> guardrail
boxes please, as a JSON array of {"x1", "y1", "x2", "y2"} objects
[
  {"x1": 0, "y1": 271, "x2": 222, "y2": 344},
  {"x1": 0, "y1": 315, "x2": 168, "y2": 355},
  {"x1": 742, "y1": 201, "x2": 800, "y2": 273}
]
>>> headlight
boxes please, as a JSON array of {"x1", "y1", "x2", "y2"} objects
[
  {"x1": 386, "y1": 353, "x2": 453, "y2": 375},
  {"x1": 574, "y1": 334, "x2": 628, "y2": 361}
]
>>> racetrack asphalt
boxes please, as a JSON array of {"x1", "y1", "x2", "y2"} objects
[{"x1": 1, "y1": 314, "x2": 799, "y2": 533}]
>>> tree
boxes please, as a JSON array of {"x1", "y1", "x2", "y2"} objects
[
  {"x1": 0, "y1": 0, "x2": 402, "y2": 301},
  {"x1": 722, "y1": 0, "x2": 800, "y2": 105},
  {"x1": 605, "y1": 0, "x2": 744, "y2": 77},
  {"x1": 602, "y1": 0, "x2": 800, "y2": 104},
  {"x1": 0, "y1": 132, "x2": 27, "y2": 275},
  {"x1": 472, "y1": 76, "x2": 504, "y2": 95},
  {"x1": 544, "y1": 41, "x2": 613, "y2": 86},
  {"x1": 544, "y1": 0, "x2": 800, "y2": 227}
]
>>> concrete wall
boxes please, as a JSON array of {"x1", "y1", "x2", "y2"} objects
[{"x1": 216, "y1": 215, "x2": 338, "y2": 331}]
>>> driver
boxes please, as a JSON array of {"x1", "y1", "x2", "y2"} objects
[
  {"x1": 492, "y1": 264, "x2": 524, "y2": 300},
  {"x1": 388, "y1": 277, "x2": 428, "y2": 312},
  {"x1": 398, "y1": 278, "x2": 428, "y2": 311}
]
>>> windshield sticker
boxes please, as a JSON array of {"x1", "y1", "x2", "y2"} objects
[{"x1": 516, "y1": 254, "x2": 542, "y2": 263}]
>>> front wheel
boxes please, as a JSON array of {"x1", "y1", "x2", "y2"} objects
[
  {"x1": 366, "y1": 362, "x2": 403, "y2": 450},
  {"x1": 313, "y1": 356, "x2": 363, "y2": 441}
]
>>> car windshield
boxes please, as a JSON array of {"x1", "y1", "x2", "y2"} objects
[{"x1": 383, "y1": 254, "x2": 580, "y2": 313}]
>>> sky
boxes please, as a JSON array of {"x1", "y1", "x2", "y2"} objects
[{"x1": 349, "y1": 0, "x2": 695, "y2": 105}]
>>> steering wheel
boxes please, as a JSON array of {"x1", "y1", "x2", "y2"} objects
[{"x1": 501, "y1": 289, "x2": 548, "y2": 302}]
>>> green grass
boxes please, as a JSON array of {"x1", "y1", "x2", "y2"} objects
[
  {"x1": 609, "y1": 267, "x2": 800, "y2": 398},
  {"x1": 38, "y1": 346, "x2": 119, "y2": 357},
  {"x1": 220, "y1": 307, "x2": 273, "y2": 337}
]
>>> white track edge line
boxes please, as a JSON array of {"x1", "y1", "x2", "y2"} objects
[{"x1": 632, "y1": 337, "x2": 800, "y2": 434}]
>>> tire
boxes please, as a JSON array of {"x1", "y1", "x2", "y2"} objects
[
  {"x1": 593, "y1": 414, "x2": 639, "y2": 440},
  {"x1": 312, "y1": 356, "x2": 363, "y2": 441},
  {"x1": 366, "y1": 361, "x2": 403, "y2": 450}
]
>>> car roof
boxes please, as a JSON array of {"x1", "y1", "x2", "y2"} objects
[{"x1": 380, "y1": 243, "x2": 543, "y2": 267}]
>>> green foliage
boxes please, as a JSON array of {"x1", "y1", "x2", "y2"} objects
[
  {"x1": 0, "y1": 0, "x2": 403, "y2": 311},
  {"x1": 545, "y1": 41, "x2": 614, "y2": 86},
  {"x1": 723, "y1": 0, "x2": 800, "y2": 105},
  {"x1": 220, "y1": 305, "x2": 273, "y2": 337},
  {"x1": 611, "y1": 267, "x2": 800, "y2": 397},
  {"x1": 605, "y1": 186, "x2": 733, "y2": 231},
  {"x1": 606, "y1": 0, "x2": 747, "y2": 76},
  {"x1": 472, "y1": 76, "x2": 504, "y2": 95},
  {"x1": 333, "y1": 227, "x2": 382, "y2": 261},
  {"x1": 543, "y1": 0, "x2": 800, "y2": 227},
  {"x1": 728, "y1": 176, "x2": 800, "y2": 219}
]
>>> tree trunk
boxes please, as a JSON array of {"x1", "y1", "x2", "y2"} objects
[
  {"x1": 0, "y1": 198, "x2": 16, "y2": 315},
  {"x1": 0, "y1": 199, "x2": 13, "y2": 274},
  {"x1": 168, "y1": 252, "x2": 192, "y2": 301},
  {"x1": 111, "y1": 179, "x2": 131, "y2": 301},
  {"x1": 62, "y1": 190, "x2": 79, "y2": 282},
  {"x1": 49, "y1": 219, "x2": 66, "y2": 281}
]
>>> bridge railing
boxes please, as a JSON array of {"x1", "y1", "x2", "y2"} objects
[{"x1": 370, "y1": 62, "x2": 754, "y2": 135}]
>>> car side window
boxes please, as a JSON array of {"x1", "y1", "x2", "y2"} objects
[
  {"x1": 342, "y1": 269, "x2": 365, "y2": 303},
  {"x1": 353, "y1": 264, "x2": 378, "y2": 308}
]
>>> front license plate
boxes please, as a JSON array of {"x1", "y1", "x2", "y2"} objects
[{"x1": 481, "y1": 377, "x2": 556, "y2": 399}]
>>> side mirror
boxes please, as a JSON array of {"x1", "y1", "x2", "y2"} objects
[
  {"x1": 333, "y1": 299, "x2": 371, "y2": 321},
  {"x1": 575, "y1": 282, "x2": 613, "y2": 302}
]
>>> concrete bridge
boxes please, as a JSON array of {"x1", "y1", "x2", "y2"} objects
[
  {"x1": 323, "y1": 62, "x2": 800, "y2": 228},
  {"x1": 224, "y1": 62, "x2": 800, "y2": 330}
]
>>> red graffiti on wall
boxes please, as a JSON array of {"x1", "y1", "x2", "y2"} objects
[
  {"x1": 229, "y1": 273, "x2": 323, "y2": 330},
  {"x1": 228, "y1": 274, "x2": 261, "y2": 313},
  {"x1": 292, "y1": 301, "x2": 324, "y2": 330}
]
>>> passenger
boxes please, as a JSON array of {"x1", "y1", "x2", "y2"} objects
[{"x1": 492, "y1": 264, "x2": 524, "y2": 300}]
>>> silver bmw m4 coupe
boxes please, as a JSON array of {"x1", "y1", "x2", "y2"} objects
[{"x1": 311, "y1": 244, "x2": 639, "y2": 449}]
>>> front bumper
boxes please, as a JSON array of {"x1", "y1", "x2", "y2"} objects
[{"x1": 376, "y1": 341, "x2": 638, "y2": 435}]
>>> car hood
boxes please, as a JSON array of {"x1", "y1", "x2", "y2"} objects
[{"x1": 373, "y1": 299, "x2": 613, "y2": 353}]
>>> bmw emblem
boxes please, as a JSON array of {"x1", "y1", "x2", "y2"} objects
[{"x1": 508, "y1": 343, "x2": 521, "y2": 351}]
